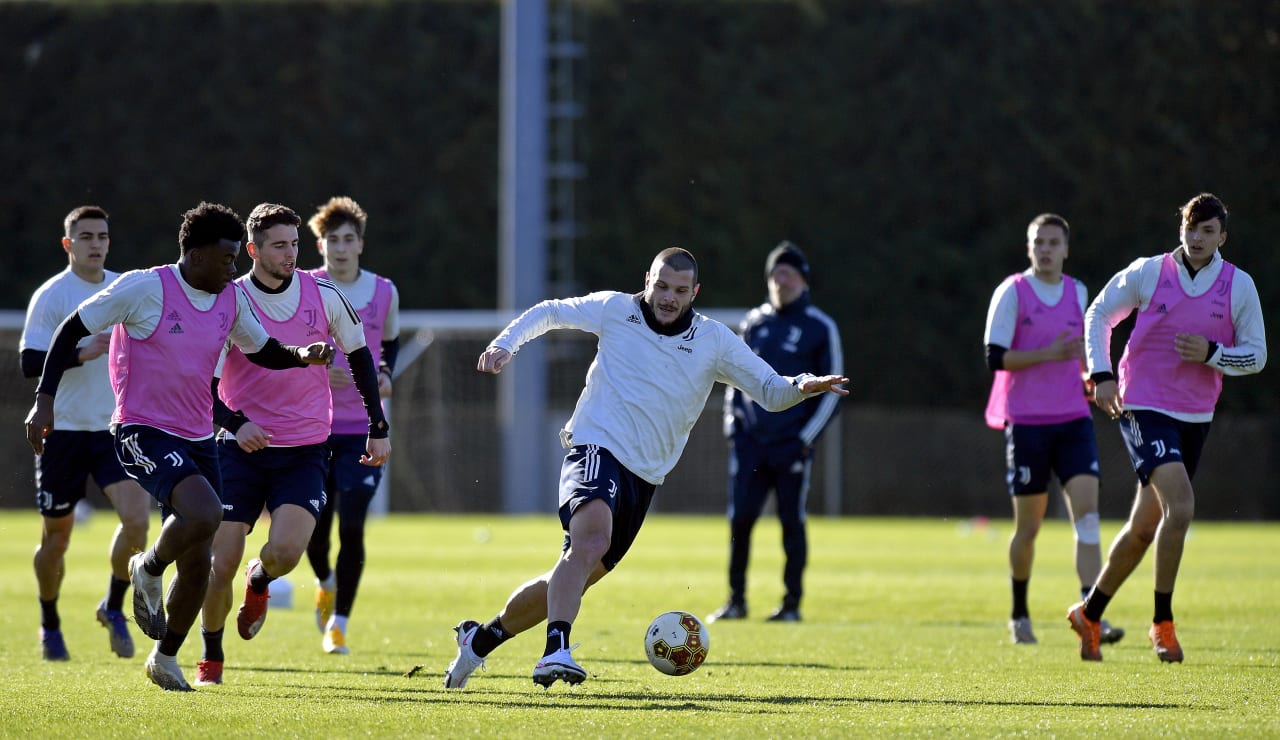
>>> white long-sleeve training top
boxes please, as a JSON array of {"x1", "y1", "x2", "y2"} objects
[
  {"x1": 490, "y1": 291, "x2": 818, "y2": 485},
  {"x1": 1085, "y1": 247, "x2": 1267, "y2": 421}
]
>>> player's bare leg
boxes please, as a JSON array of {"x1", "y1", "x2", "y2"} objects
[
  {"x1": 35, "y1": 514, "x2": 73, "y2": 660},
  {"x1": 1146, "y1": 464, "x2": 1194, "y2": 593},
  {"x1": 1145, "y1": 463, "x2": 1193, "y2": 662},
  {"x1": 1007, "y1": 492, "x2": 1046, "y2": 644},
  {"x1": 1096, "y1": 483, "x2": 1165, "y2": 596},
  {"x1": 35, "y1": 515, "x2": 72, "y2": 605},
  {"x1": 238, "y1": 504, "x2": 317, "y2": 641},
  {"x1": 1062, "y1": 473, "x2": 1121, "y2": 643},
  {"x1": 96, "y1": 480, "x2": 149, "y2": 658},
  {"x1": 1062, "y1": 474, "x2": 1102, "y2": 587},
  {"x1": 533, "y1": 499, "x2": 612, "y2": 687},
  {"x1": 103, "y1": 480, "x2": 150, "y2": 580}
]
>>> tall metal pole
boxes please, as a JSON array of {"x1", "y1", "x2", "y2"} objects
[{"x1": 499, "y1": 0, "x2": 549, "y2": 512}]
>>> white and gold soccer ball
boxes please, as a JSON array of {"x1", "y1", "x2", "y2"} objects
[{"x1": 644, "y1": 611, "x2": 709, "y2": 676}]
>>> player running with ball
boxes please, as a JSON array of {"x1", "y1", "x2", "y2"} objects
[{"x1": 443, "y1": 247, "x2": 848, "y2": 690}]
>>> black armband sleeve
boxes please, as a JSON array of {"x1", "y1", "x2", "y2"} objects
[
  {"x1": 35, "y1": 313, "x2": 93, "y2": 396},
  {"x1": 379, "y1": 336, "x2": 401, "y2": 376},
  {"x1": 244, "y1": 337, "x2": 308, "y2": 370},
  {"x1": 346, "y1": 345, "x2": 389, "y2": 439},
  {"x1": 210, "y1": 378, "x2": 250, "y2": 434},
  {"x1": 21, "y1": 349, "x2": 49, "y2": 379},
  {"x1": 1090, "y1": 371, "x2": 1116, "y2": 384},
  {"x1": 985, "y1": 344, "x2": 1007, "y2": 372}
]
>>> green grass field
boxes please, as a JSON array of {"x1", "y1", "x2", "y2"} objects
[{"x1": 1, "y1": 511, "x2": 1277, "y2": 738}]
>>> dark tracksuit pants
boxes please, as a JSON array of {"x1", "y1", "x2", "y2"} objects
[{"x1": 727, "y1": 434, "x2": 810, "y2": 608}]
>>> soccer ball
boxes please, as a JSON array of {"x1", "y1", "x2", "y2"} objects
[{"x1": 644, "y1": 611, "x2": 709, "y2": 676}]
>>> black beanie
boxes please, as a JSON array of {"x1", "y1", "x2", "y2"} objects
[{"x1": 765, "y1": 241, "x2": 810, "y2": 281}]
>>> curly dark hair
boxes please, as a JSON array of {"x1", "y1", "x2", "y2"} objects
[{"x1": 178, "y1": 202, "x2": 245, "y2": 256}]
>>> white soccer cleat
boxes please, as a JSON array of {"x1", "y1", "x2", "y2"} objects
[
  {"x1": 532, "y1": 645, "x2": 586, "y2": 688},
  {"x1": 144, "y1": 648, "x2": 193, "y2": 692},
  {"x1": 1008, "y1": 616, "x2": 1037, "y2": 644},
  {"x1": 444, "y1": 620, "x2": 486, "y2": 689},
  {"x1": 129, "y1": 552, "x2": 167, "y2": 641}
]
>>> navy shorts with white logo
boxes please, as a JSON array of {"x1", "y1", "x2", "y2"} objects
[
  {"x1": 218, "y1": 437, "x2": 328, "y2": 531},
  {"x1": 1118, "y1": 409, "x2": 1211, "y2": 485},
  {"x1": 1004, "y1": 417, "x2": 1099, "y2": 496},
  {"x1": 113, "y1": 424, "x2": 220, "y2": 514},
  {"x1": 557, "y1": 444, "x2": 656, "y2": 571},
  {"x1": 35, "y1": 429, "x2": 132, "y2": 518}
]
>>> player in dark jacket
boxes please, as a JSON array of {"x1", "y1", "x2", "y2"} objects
[{"x1": 710, "y1": 241, "x2": 844, "y2": 623}]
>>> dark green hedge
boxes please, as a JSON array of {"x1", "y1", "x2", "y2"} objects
[{"x1": 3, "y1": 0, "x2": 1276, "y2": 410}]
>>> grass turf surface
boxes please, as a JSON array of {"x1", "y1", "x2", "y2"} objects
[{"x1": 1, "y1": 511, "x2": 1277, "y2": 737}]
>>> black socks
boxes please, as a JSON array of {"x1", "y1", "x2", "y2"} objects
[
  {"x1": 545, "y1": 620, "x2": 572, "y2": 657},
  {"x1": 472, "y1": 617, "x2": 513, "y2": 658}
]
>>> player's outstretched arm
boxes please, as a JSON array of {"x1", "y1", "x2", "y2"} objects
[
  {"x1": 245, "y1": 337, "x2": 333, "y2": 369},
  {"x1": 798, "y1": 375, "x2": 850, "y2": 396},
  {"x1": 477, "y1": 346, "x2": 512, "y2": 374}
]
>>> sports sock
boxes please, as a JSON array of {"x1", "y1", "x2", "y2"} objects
[
  {"x1": 1084, "y1": 588, "x2": 1112, "y2": 622},
  {"x1": 202, "y1": 628, "x2": 224, "y2": 662},
  {"x1": 472, "y1": 617, "x2": 513, "y2": 658},
  {"x1": 1080, "y1": 585, "x2": 1093, "y2": 602},
  {"x1": 158, "y1": 627, "x2": 188, "y2": 657},
  {"x1": 248, "y1": 561, "x2": 273, "y2": 595},
  {"x1": 40, "y1": 598, "x2": 60, "y2": 631},
  {"x1": 1011, "y1": 578, "x2": 1029, "y2": 619},
  {"x1": 318, "y1": 574, "x2": 336, "y2": 592},
  {"x1": 107, "y1": 575, "x2": 129, "y2": 612},
  {"x1": 142, "y1": 549, "x2": 171, "y2": 577},
  {"x1": 331, "y1": 615, "x2": 349, "y2": 634},
  {"x1": 544, "y1": 620, "x2": 572, "y2": 657},
  {"x1": 1153, "y1": 590, "x2": 1174, "y2": 623}
]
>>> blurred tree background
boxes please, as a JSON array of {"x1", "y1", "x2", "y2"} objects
[{"x1": 3, "y1": 0, "x2": 1277, "y2": 416}]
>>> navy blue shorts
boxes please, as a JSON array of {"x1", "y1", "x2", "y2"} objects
[
  {"x1": 218, "y1": 437, "x2": 328, "y2": 529},
  {"x1": 1118, "y1": 409, "x2": 1211, "y2": 485},
  {"x1": 1004, "y1": 417, "x2": 1100, "y2": 496},
  {"x1": 113, "y1": 425, "x2": 220, "y2": 514},
  {"x1": 326, "y1": 433, "x2": 384, "y2": 497},
  {"x1": 34, "y1": 429, "x2": 131, "y2": 518},
  {"x1": 557, "y1": 444, "x2": 656, "y2": 571}
]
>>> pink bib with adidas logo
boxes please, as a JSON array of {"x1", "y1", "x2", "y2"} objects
[
  {"x1": 985, "y1": 274, "x2": 1090, "y2": 428},
  {"x1": 109, "y1": 266, "x2": 236, "y2": 439},
  {"x1": 220, "y1": 271, "x2": 332, "y2": 445},
  {"x1": 1118, "y1": 254, "x2": 1236, "y2": 414}
]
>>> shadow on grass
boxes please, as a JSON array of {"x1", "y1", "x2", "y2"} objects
[{"x1": 244, "y1": 679, "x2": 1203, "y2": 714}]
